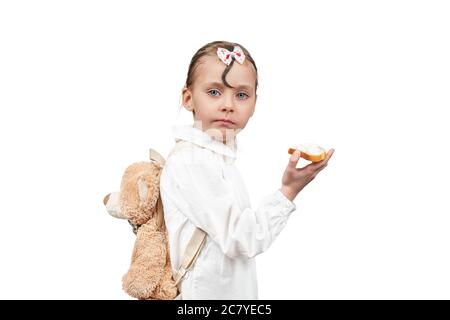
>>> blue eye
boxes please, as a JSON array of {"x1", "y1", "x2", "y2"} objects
[
  {"x1": 237, "y1": 92, "x2": 249, "y2": 100},
  {"x1": 208, "y1": 89, "x2": 220, "y2": 97},
  {"x1": 208, "y1": 89, "x2": 249, "y2": 100}
]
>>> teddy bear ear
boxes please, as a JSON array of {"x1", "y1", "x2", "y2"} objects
[{"x1": 149, "y1": 148, "x2": 166, "y2": 166}]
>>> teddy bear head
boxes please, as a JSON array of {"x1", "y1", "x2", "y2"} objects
[{"x1": 104, "y1": 149, "x2": 166, "y2": 228}]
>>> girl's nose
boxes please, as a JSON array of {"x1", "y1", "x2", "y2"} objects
[
  {"x1": 221, "y1": 105, "x2": 234, "y2": 113},
  {"x1": 221, "y1": 94, "x2": 235, "y2": 112}
]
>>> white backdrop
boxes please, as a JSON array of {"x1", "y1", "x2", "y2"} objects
[{"x1": 1, "y1": 0, "x2": 449, "y2": 299}]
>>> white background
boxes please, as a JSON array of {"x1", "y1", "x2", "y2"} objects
[{"x1": 1, "y1": 0, "x2": 449, "y2": 299}]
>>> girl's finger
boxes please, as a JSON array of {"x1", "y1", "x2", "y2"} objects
[
  {"x1": 314, "y1": 162, "x2": 328, "y2": 175},
  {"x1": 301, "y1": 160, "x2": 326, "y2": 173},
  {"x1": 287, "y1": 150, "x2": 301, "y2": 170},
  {"x1": 325, "y1": 148, "x2": 335, "y2": 161},
  {"x1": 317, "y1": 149, "x2": 334, "y2": 167}
]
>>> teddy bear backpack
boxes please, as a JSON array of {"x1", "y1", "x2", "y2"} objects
[{"x1": 103, "y1": 141, "x2": 206, "y2": 300}]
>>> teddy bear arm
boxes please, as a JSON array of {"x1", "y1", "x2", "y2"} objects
[{"x1": 122, "y1": 222, "x2": 167, "y2": 299}]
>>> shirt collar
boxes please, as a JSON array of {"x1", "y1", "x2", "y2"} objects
[{"x1": 172, "y1": 124, "x2": 237, "y2": 163}]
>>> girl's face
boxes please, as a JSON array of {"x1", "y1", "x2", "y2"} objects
[{"x1": 182, "y1": 54, "x2": 257, "y2": 143}]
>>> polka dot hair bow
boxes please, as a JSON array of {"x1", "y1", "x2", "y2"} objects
[{"x1": 216, "y1": 46, "x2": 246, "y2": 66}]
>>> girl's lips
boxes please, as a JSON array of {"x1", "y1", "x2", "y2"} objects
[{"x1": 214, "y1": 120, "x2": 235, "y2": 127}]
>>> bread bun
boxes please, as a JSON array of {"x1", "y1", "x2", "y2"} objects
[{"x1": 288, "y1": 144, "x2": 326, "y2": 162}]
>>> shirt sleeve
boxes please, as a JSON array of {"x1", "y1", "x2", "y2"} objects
[{"x1": 161, "y1": 146, "x2": 296, "y2": 259}]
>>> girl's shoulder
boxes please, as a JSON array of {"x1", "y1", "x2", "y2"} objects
[
  {"x1": 167, "y1": 140, "x2": 218, "y2": 164},
  {"x1": 167, "y1": 140, "x2": 194, "y2": 159}
]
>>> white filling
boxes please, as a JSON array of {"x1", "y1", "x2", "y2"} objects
[{"x1": 296, "y1": 143, "x2": 324, "y2": 155}]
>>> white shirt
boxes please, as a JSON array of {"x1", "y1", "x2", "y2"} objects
[{"x1": 160, "y1": 124, "x2": 297, "y2": 300}]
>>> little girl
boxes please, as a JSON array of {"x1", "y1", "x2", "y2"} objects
[{"x1": 159, "y1": 41, "x2": 334, "y2": 300}]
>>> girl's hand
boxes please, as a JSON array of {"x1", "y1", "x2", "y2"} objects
[{"x1": 279, "y1": 148, "x2": 335, "y2": 201}]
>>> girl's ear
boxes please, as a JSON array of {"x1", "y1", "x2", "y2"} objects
[{"x1": 181, "y1": 86, "x2": 194, "y2": 112}]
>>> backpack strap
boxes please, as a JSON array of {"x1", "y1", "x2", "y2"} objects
[
  {"x1": 167, "y1": 140, "x2": 207, "y2": 287},
  {"x1": 173, "y1": 228, "x2": 207, "y2": 286},
  {"x1": 149, "y1": 148, "x2": 165, "y2": 166}
]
